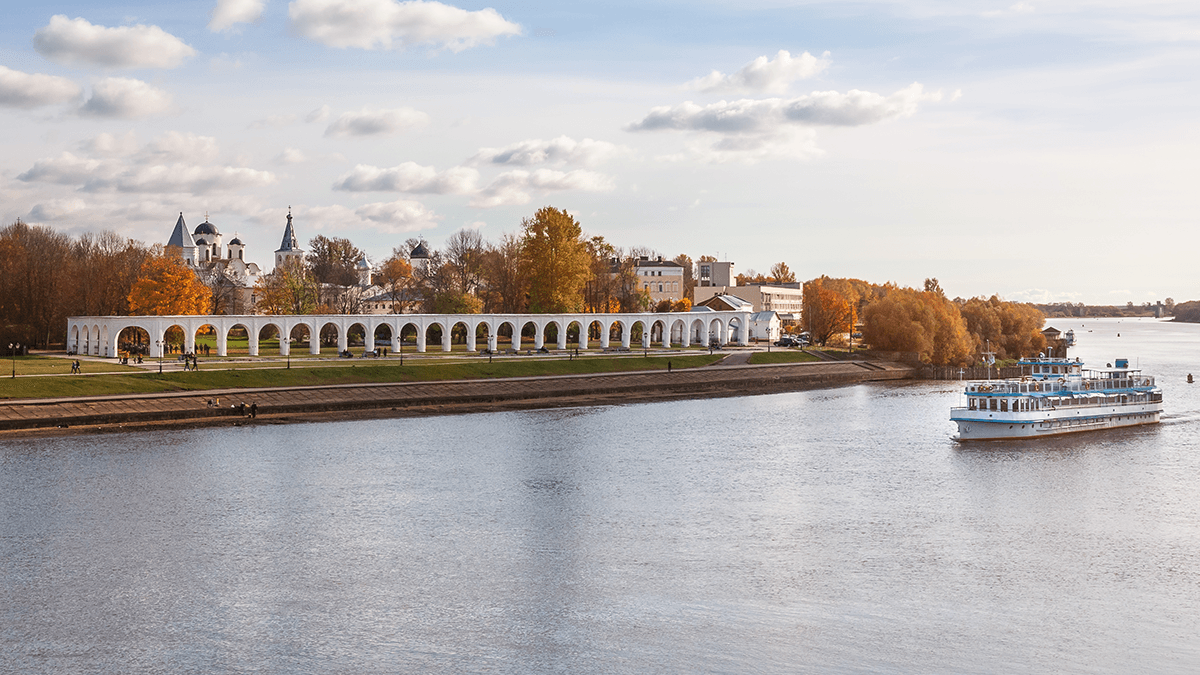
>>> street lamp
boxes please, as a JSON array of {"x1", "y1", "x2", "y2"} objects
[
  {"x1": 285, "y1": 336, "x2": 292, "y2": 369},
  {"x1": 156, "y1": 340, "x2": 163, "y2": 374},
  {"x1": 9, "y1": 342, "x2": 19, "y2": 378}
]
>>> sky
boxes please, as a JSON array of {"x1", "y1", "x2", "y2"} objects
[{"x1": 1, "y1": 0, "x2": 1198, "y2": 305}]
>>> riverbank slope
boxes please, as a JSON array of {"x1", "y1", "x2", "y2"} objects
[{"x1": 0, "y1": 359, "x2": 914, "y2": 438}]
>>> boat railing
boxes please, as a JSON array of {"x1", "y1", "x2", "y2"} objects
[{"x1": 966, "y1": 376, "x2": 1154, "y2": 394}]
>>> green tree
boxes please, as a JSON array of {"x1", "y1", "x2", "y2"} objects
[{"x1": 519, "y1": 206, "x2": 590, "y2": 313}]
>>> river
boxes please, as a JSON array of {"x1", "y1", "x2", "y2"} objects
[{"x1": 3, "y1": 318, "x2": 1199, "y2": 673}]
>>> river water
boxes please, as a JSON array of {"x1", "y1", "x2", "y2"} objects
[{"x1": 3, "y1": 318, "x2": 1200, "y2": 674}]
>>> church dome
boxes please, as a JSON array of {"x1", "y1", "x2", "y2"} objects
[
  {"x1": 410, "y1": 242, "x2": 430, "y2": 259},
  {"x1": 194, "y1": 221, "x2": 219, "y2": 236},
  {"x1": 228, "y1": 237, "x2": 244, "y2": 246},
  {"x1": 195, "y1": 238, "x2": 209, "y2": 246},
  {"x1": 356, "y1": 258, "x2": 370, "y2": 268}
]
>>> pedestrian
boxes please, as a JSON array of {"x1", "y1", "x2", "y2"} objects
[
  {"x1": 238, "y1": 402, "x2": 246, "y2": 417},
  {"x1": 250, "y1": 402, "x2": 257, "y2": 418},
  {"x1": 668, "y1": 361, "x2": 672, "y2": 373}
]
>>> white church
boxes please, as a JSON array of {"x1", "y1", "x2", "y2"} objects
[{"x1": 168, "y1": 211, "x2": 305, "y2": 314}]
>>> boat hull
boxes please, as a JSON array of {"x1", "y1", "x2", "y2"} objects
[{"x1": 953, "y1": 409, "x2": 1161, "y2": 441}]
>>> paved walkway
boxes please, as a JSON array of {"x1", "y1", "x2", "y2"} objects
[{"x1": 0, "y1": 359, "x2": 914, "y2": 433}]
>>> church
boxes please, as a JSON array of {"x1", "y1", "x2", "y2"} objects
[{"x1": 167, "y1": 212, "x2": 300, "y2": 314}]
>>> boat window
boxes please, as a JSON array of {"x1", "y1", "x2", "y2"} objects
[
  {"x1": 1052, "y1": 366, "x2": 1059, "y2": 374},
  {"x1": 1000, "y1": 400, "x2": 1008, "y2": 412},
  {"x1": 989, "y1": 399, "x2": 998, "y2": 411}
]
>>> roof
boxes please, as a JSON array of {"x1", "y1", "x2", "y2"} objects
[
  {"x1": 356, "y1": 258, "x2": 370, "y2": 268},
  {"x1": 194, "y1": 220, "x2": 219, "y2": 236},
  {"x1": 167, "y1": 213, "x2": 193, "y2": 249},
  {"x1": 634, "y1": 258, "x2": 683, "y2": 268},
  {"x1": 698, "y1": 294, "x2": 754, "y2": 311},
  {"x1": 689, "y1": 305, "x2": 715, "y2": 312},
  {"x1": 750, "y1": 311, "x2": 778, "y2": 321},
  {"x1": 228, "y1": 237, "x2": 243, "y2": 246},
  {"x1": 276, "y1": 212, "x2": 301, "y2": 252},
  {"x1": 410, "y1": 242, "x2": 430, "y2": 259}
]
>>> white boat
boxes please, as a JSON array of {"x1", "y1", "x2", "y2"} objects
[{"x1": 951, "y1": 357, "x2": 1162, "y2": 441}]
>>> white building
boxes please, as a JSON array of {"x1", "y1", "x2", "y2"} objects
[
  {"x1": 634, "y1": 256, "x2": 685, "y2": 304},
  {"x1": 694, "y1": 284, "x2": 802, "y2": 323},
  {"x1": 167, "y1": 212, "x2": 263, "y2": 313}
]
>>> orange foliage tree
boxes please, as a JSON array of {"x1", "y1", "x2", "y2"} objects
[
  {"x1": 126, "y1": 250, "x2": 211, "y2": 316},
  {"x1": 861, "y1": 285, "x2": 973, "y2": 365},
  {"x1": 802, "y1": 277, "x2": 856, "y2": 346},
  {"x1": 958, "y1": 295, "x2": 1046, "y2": 359}
]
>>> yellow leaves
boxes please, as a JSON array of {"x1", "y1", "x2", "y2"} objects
[
  {"x1": 802, "y1": 277, "x2": 855, "y2": 346},
  {"x1": 520, "y1": 206, "x2": 590, "y2": 313},
  {"x1": 126, "y1": 252, "x2": 211, "y2": 316},
  {"x1": 861, "y1": 286, "x2": 973, "y2": 366}
]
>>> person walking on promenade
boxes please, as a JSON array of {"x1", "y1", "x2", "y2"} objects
[{"x1": 250, "y1": 402, "x2": 257, "y2": 418}]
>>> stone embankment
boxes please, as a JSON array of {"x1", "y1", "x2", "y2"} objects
[{"x1": 0, "y1": 359, "x2": 914, "y2": 436}]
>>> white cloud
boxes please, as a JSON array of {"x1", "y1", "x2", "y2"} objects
[
  {"x1": 34, "y1": 15, "x2": 196, "y2": 69},
  {"x1": 92, "y1": 164, "x2": 277, "y2": 194},
  {"x1": 305, "y1": 104, "x2": 331, "y2": 123},
  {"x1": 79, "y1": 131, "x2": 140, "y2": 156},
  {"x1": 629, "y1": 83, "x2": 935, "y2": 133},
  {"x1": 324, "y1": 107, "x2": 428, "y2": 136},
  {"x1": 333, "y1": 162, "x2": 478, "y2": 193},
  {"x1": 26, "y1": 198, "x2": 88, "y2": 222},
  {"x1": 0, "y1": 66, "x2": 81, "y2": 108},
  {"x1": 469, "y1": 136, "x2": 625, "y2": 167},
  {"x1": 289, "y1": 0, "x2": 522, "y2": 52},
  {"x1": 470, "y1": 169, "x2": 614, "y2": 208},
  {"x1": 210, "y1": 0, "x2": 267, "y2": 31},
  {"x1": 143, "y1": 131, "x2": 220, "y2": 162},
  {"x1": 18, "y1": 143, "x2": 276, "y2": 196},
  {"x1": 685, "y1": 50, "x2": 831, "y2": 94},
  {"x1": 275, "y1": 147, "x2": 308, "y2": 164},
  {"x1": 355, "y1": 199, "x2": 442, "y2": 232},
  {"x1": 17, "y1": 152, "x2": 105, "y2": 185},
  {"x1": 79, "y1": 77, "x2": 174, "y2": 119}
]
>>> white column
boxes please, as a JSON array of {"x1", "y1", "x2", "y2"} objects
[
  {"x1": 534, "y1": 323, "x2": 545, "y2": 350},
  {"x1": 336, "y1": 323, "x2": 348, "y2": 353},
  {"x1": 467, "y1": 323, "x2": 477, "y2": 352},
  {"x1": 417, "y1": 323, "x2": 427, "y2": 352},
  {"x1": 621, "y1": 323, "x2": 631, "y2": 349},
  {"x1": 248, "y1": 330, "x2": 259, "y2": 356},
  {"x1": 511, "y1": 325, "x2": 520, "y2": 351},
  {"x1": 442, "y1": 323, "x2": 452, "y2": 352},
  {"x1": 557, "y1": 321, "x2": 568, "y2": 350},
  {"x1": 580, "y1": 322, "x2": 589, "y2": 350},
  {"x1": 488, "y1": 334, "x2": 497, "y2": 351},
  {"x1": 309, "y1": 322, "x2": 320, "y2": 354},
  {"x1": 600, "y1": 322, "x2": 610, "y2": 348},
  {"x1": 365, "y1": 328, "x2": 375, "y2": 353}
]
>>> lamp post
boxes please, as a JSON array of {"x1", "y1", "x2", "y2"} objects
[
  {"x1": 156, "y1": 340, "x2": 163, "y2": 374},
  {"x1": 285, "y1": 336, "x2": 292, "y2": 369},
  {"x1": 9, "y1": 342, "x2": 19, "y2": 378},
  {"x1": 399, "y1": 328, "x2": 404, "y2": 366}
]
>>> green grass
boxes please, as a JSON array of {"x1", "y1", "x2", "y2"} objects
[
  {"x1": 2, "y1": 355, "x2": 143, "y2": 376},
  {"x1": 1, "y1": 354, "x2": 723, "y2": 400},
  {"x1": 747, "y1": 350, "x2": 821, "y2": 365}
]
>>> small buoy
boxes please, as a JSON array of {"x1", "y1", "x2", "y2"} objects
[{"x1": 1189, "y1": 374, "x2": 1194, "y2": 384}]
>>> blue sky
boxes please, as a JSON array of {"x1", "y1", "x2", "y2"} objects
[{"x1": 2, "y1": 0, "x2": 1197, "y2": 304}]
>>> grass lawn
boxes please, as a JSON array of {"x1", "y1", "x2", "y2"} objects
[
  {"x1": 747, "y1": 350, "x2": 821, "y2": 365},
  {"x1": 1, "y1": 354, "x2": 723, "y2": 400},
  {"x1": 3, "y1": 355, "x2": 144, "y2": 377}
]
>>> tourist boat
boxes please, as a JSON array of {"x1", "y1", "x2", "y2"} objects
[{"x1": 951, "y1": 357, "x2": 1162, "y2": 440}]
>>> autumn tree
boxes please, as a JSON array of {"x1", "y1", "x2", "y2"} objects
[
  {"x1": 479, "y1": 233, "x2": 528, "y2": 313},
  {"x1": 958, "y1": 295, "x2": 1046, "y2": 360},
  {"x1": 519, "y1": 206, "x2": 590, "y2": 313},
  {"x1": 443, "y1": 228, "x2": 484, "y2": 296},
  {"x1": 127, "y1": 249, "x2": 211, "y2": 316},
  {"x1": 770, "y1": 262, "x2": 796, "y2": 284},
  {"x1": 255, "y1": 259, "x2": 319, "y2": 315},
  {"x1": 861, "y1": 285, "x2": 973, "y2": 366},
  {"x1": 375, "y1": 251, "x2": 413, "y2": 313},
  {"x1": 802, "y1": 277, "x2": 855, "y2": 346},
  {"x1": 673, "y1": 254, "x2": 696, "y2": 301}
]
